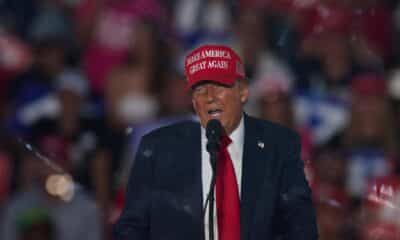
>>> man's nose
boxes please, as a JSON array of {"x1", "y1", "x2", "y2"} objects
[{"x1": 205, "y1": 85, "x2": 218, "y2": 102}]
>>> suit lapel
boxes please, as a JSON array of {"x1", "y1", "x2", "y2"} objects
[{"x1": 240, "y1": 115, "x2": 273, "y2": 240}]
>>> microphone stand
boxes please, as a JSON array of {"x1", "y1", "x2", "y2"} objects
[
  {"x1": 204, "y1": 141, "x2": 219, "y2": 240},
  {"x1": 204, "y1": 119, "x2": 222, "y2": 240}
]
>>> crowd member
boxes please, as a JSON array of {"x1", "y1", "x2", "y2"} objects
[
  {"x1": 234, "y1": 8, "x2": 295, "y2": 119},
  {"x1": 101, "y1": 18, "x2": 172, "y2": 215},
  {"x1": 76, "y1": 0, "x2": 165, "y2": 95},
  {"x1": 254, "y1": 75, "x2": 314, "y2": 162},
  {"x1": 344, "y1": 74, "x2": 398, "y2": 197},
  {"x1": 1, "y1": 129, "x2": 102, "y2": 240},
  {"x1": 5, "y1": 36, "x2": 68, "y2": 137},
  {"x1": 105, "y1": 20, "x2": 167, "y2": 128}
]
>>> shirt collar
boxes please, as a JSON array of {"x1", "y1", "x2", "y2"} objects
[{"x1": 229, "y1": 114, "x2": 244, "y2": 149}]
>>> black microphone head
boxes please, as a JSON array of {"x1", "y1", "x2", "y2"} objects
[
  {"x1": 206, "y1": 119, "x2": 223, "y2": 167},
  {"x1": 206, "y1": 119, "x2": 223, "y2": 140}
]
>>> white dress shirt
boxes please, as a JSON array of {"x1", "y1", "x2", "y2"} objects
[{"x1": 201, "y1": 116, "x2": 244, "y2": 240}]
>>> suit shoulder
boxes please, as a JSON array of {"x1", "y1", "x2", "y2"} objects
[
  {"x1": 248, "y1": 116, "x2": 300, "y2": 143},
  {"x1": 142, "y1": 120, "x2": 199, "y2": 141}
]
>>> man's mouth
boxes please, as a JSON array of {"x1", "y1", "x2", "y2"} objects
[{"x1": 207, "y1": 109, "x2": 223, "y2": 118}]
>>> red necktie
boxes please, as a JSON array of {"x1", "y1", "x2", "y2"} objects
[{"x1": 216, "y1": 135, "x2": 240, "y2": 240}]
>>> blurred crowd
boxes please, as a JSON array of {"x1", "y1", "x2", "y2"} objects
[{"x1": 1, "y1": 0, "x2": 400, "y2": 239}]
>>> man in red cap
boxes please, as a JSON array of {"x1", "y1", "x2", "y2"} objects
[{"x1": 113, "y1": 44, "x2": 318, "y2": 240}]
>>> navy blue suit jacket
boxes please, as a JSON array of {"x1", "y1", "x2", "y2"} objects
[{"x1": 113, "y1": 115, "x2": 318, "y2": 240}]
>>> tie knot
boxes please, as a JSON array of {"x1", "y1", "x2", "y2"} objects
[{"x1": 220, "y1": 135, "x2": 232, "y2": 149}]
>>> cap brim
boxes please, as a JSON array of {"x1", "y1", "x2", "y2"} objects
[{"x1": 186, "y1": 74, "x2": 236, "y2": 90}]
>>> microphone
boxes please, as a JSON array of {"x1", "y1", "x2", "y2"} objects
[
  {"x1": 204, "y1": 119, "x2": 223, "y2": 240},
  {"x1": 206, "y1": 119, "x2": 223, "y2": 171}
]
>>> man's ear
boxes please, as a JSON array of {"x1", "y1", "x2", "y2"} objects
[
  {"x1": 192, "y1": 97, "x2": 198, "y2": 113},
  {"x1": 239, "y1": 79, "x2": 249, "y2": 103}
]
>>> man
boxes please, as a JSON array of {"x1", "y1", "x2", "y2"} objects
[{"x1": 113, "y1": 44, "x2": 318, "y2": 240}]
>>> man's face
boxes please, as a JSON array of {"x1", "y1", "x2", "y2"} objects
[{"x1": 191, "y1": 80, "x2": 249, "y2": 135}]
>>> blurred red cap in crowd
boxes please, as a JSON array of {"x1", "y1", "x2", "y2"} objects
[
  {"x1": 351, "y1": 73, "x2": 386, "y2": 97},
  {"x1": 184, "y1": 45, "x2": 245, "y2": 89},
  {"x1": 301, "y1": 2, "x2": 351, "y2": 38},
  {"x1": 362, "y1": 221, "x2": 400, "y2": 240},
  {"x1": 352, "y1": 5, "x2": 393, "y2": 59}
]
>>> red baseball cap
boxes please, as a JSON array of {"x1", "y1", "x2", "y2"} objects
[{"x1": 184, "y1": 44, "x2": 245, "y2": 89}]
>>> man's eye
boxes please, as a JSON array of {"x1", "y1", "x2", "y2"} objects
[{"x1": 194, "y1": 86, "x2": 206, "y2": 94}]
